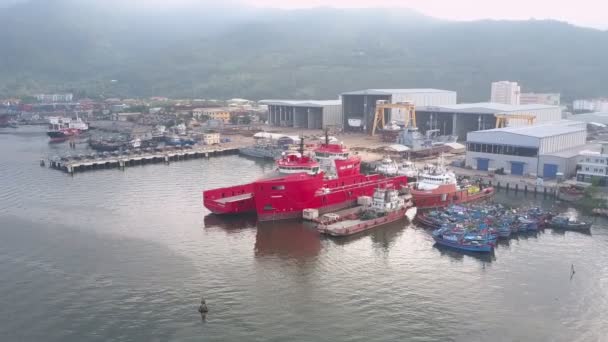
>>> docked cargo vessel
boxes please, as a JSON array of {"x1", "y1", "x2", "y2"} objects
[
  {"x1": 411, "y1": 156, "x2": 494, "y2": 209},
  {"x1": 47, "y1": 116, "x2": 88, "y2": 140},
  {"x1": 239, "y1": 142, "x2": 285, "y2": 160},
  {"x1": 316, "y1": 187, "x2": 416, "y2": 237},
  {"x1": 203, "y1": 137, "x2": 408, "y2": 221}
]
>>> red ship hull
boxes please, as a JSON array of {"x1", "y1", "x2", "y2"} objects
[
  {"x1": 204, "y1": 139, "x2": 407, "y2": 221},
  {"x1": 203, "y1": 183, "x2": 256, "y2": 214},
  {"x1": 412, "y1": 185, "x2": 495, "y2": 210},
  {"x1": 203, "y1": 173, "x2": 408, "y2": 221}
]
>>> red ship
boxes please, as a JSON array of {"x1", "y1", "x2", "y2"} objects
[
  {"x1": 410, "y1": 156, "x2": 495, "y2": 209},
  {"x1": 203, "y1": 137, "x2": 408, "y2": 221}
]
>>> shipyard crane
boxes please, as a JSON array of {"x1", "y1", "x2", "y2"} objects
[
  {"x1": 372, "y1": 101, "x2": 417, "y2": 136},
  {"x1": 494, "y1": 114, "x2": 536, "y2": 128}
]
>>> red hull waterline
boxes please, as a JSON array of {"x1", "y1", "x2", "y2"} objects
[{"x1": 413, "y1": 187, "x2": 495, "y2": 210}]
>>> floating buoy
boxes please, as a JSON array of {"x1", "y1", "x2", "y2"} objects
[{"x1": 198, "y1": 298, "x2": 208, "y2": 313}]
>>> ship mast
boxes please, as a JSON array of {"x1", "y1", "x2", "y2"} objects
[{"x1": 299, "y1": 136, "x2": 305, "y2": 156}]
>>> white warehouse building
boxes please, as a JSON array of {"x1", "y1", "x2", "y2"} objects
[{"x1": 465, "y1": 120, "x2": 587, "y2": 178}]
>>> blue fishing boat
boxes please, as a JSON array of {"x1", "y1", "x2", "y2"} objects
[
  {"x1": 432, "y1": 227, "x2": 494, "y2": 253},
  {"x1": 165, "y1": 134, "x2": 195, "y2": 146},
  {"x1": 549, "y1": 216, "x2": 591, "y2": 231},
  {"x1": 518, "y1": 217, "x2": 538, "y2": 231},
  {"x1": 497, "y1": 222, "x2": 511, "y2": 238}
]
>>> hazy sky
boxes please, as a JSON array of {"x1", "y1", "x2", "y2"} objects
[
  {"x1": 0, "y1": 0, "x2": 605, "y2": 29},
  {"x1": 248, "y1": 0, "x2": 607, "y2": 29}
]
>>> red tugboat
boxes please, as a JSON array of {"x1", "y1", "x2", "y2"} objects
[
  {"x1": 410, "y1": 156, "x2": 494, "y2": 210},
  {"x1": 203, "y1": 136, "x2": 408, "y2": 221}
]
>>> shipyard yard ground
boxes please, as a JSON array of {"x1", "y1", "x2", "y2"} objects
[{"x1": 2, "y1": 126, "x2": 608, "y2": 342}]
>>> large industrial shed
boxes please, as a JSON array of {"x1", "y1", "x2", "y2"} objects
[
  {"x1": 260, "y1": 100, "x2": 342, "y2": 129},
  {"x1": 465, "y1": 120, "x2": 587, "y2": 178},
  {"x1": 341, "y1": 89, "x2": 457, "y2": 133},
  {"x1": 417, "y1": 103, "x2": 563, "y2": 141}
]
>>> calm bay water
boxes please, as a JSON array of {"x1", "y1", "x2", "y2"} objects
[{"x1": 1, "y1": 126, "x2": 607, "y2": 342}]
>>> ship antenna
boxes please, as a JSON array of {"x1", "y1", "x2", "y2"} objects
[{"x1": 299, "y1": 135, "x2": 305, "y2": 156}]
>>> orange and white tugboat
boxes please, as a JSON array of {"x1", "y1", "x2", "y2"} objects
[
  {"x1": 410, "y1": 155, "x2": 494, "y2": 210},
  {"x1": 316, "y1": 186, "x2": 416, "y2": 237}
]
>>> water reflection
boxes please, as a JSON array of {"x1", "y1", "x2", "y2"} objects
[
  {"x1": 322, "y1": 220, "x2": 408, "y2": 250},
  {"x1": 548, "y1": 228, "x2": 592, "y2": 237},
  {"x1": 236, "y1": 155, "x2": 276, "y2": 172},
  {"x1": 203, "y1": 213, "x2": 257, "y2": 231},
  {"x1": 254, "y1": 223, "x2": 321, "y2": 259},
  {"x1": 433, "y1": 243, "x2": 496, "y2": 263}
]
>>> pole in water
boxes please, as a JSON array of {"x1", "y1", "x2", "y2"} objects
[{"x1": 570, "y1": 264, "x2": 576, "y2": 280}]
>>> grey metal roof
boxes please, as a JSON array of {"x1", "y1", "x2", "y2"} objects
[
  {"x1": 418, "y1": 102, "x2": 560, "y2": 114},
  {"x1": 341, "y1": 88, "x2": 456, "y2": 96},
  {"x1": 565, "y1": 112, "x2": 608, "y2": 124},
  {"x1": 471, "y1": 120, "x2": 586, "y2": 138},
  {"x1": 387, "y1": 144, "x2": 411, "y2": 152},
  {"x1": 259, "y1": 99, "x2": 341, "y2": 107}
]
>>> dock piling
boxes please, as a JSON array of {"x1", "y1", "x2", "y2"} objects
[{"x1": 46, "y1": 147, "x2": 238, "y2": 174}]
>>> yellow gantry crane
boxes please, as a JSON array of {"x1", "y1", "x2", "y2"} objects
[
  {"x1": 494, "y1": 114, "x2": 536, "y2": 128},
  {"x1": 371, "y1": 100, "x2": 417, "y2": 136}
]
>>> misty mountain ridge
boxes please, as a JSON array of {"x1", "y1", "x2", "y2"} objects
[{"x1": 1, "y1": 0, "x2": 607, "y2": 101}]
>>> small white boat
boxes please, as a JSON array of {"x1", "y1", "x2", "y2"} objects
[
  {"x1": 405, "y1": 207, "x2": 418, "y2": 221},
  {"x1": 130, "y1": 138, "x2": 142, "y2": 149},
  {"x1": 398, "y1": 160, "x2": 418, "y2": 178},
  {"x1": 375, "y1": 156, "x2": 399, "y2": 176},
  {"x1": 348, "y1": 118, "x2": 363, "y2": 128}
]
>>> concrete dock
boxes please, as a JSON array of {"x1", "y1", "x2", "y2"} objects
[{"x1": 46, "y1": 146, "x2": 239, "y2": 174}]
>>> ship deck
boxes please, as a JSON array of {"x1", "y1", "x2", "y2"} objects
[
  {"x1": 215, "y1": 193, "x2": 253, "y2": 203},
  {"x1": 324, "y1": 219, "x2": 365, "y2": 230}
]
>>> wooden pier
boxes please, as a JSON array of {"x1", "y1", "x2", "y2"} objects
[
  {"x1": 46, "y1": 146, "x2": 239, "y2": 174},
  {"x1": 482, "y1": 179, "x2": 561, "y2": 199}
]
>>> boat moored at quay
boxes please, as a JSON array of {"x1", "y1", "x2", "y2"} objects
[
  {"x1": 46, "y1": 116, "x2": 89, "y2": 141},
  {"x1": 410, "y1": 156, "x2": 495, "y2": 209},
  {"x1": 203, "y1": 137, "x2": 408, "y2": 221},
  {"x1": 316, "y1": 186, "x2": 416, "y2": 237}
]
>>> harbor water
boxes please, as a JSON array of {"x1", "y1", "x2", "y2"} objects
[{"x1": 1, "y1": 126, "x2": 607, "y2": 342}]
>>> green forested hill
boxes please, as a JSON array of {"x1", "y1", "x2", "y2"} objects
[{"x1": 1, "y1": 0, "x2": 607, "y2": 101}]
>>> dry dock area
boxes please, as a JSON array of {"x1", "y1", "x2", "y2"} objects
[{"x1": 46, "y1": 146, "x2": 239, "y2": 174}]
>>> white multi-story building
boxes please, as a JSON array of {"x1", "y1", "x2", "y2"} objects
[
  {"x1": 520, "y1": 93, "x2": 560, "y2": 106},
  {"x1": 577, "y1": 143, "x2": 608, "y2": 185},
  {"x1": 35, "y1": 93, "x2": 74, "y2": 103},
  {"x1": 491, "y1": 81, "x2": 521, "y2": 105},
  {"x1": 202, "y1": 131, "x2": 221, "y2": 145},
  {"x1": 573, "y1": 99, "x2": 608, "y2": 112}
]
